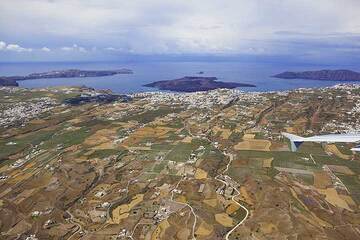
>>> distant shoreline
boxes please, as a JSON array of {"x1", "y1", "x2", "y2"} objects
[
  {"x1": 3, "y1": 62, "x2": 360, "y2": 93},
  {"x1": 272, "y1": 69, "x2": 360, "y2": 81},
  {"x1": 0, "y1": 69, "x2": 133, "y2": 87}
]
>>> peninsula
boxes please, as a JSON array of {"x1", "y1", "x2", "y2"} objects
[
  {"x1": 0, "y1": 69, "x2": 133, "y2": 86},
  {"x1": 0, "y1": 78, "x2": 18, "y2": 87},
  {"x1": 272, "y1": 69, "x2": 360, "y2": 81},
  {"x1": 143, "y1": 76, "x2": 256, "y2": 92}
]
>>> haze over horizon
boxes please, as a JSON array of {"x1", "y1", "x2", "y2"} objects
[{"x1": 1, "y1": 0, "x2": 360, "y2": 64}]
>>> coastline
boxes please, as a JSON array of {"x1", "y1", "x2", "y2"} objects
[{"x1": 2, "y1": 61, "x2": 360, "y2": 93}]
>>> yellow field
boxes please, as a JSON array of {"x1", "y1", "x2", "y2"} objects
[
  {"x1": 157, "y1": 183, "x2": 172, "y2": 197},
  {"x1": 340, "y1": 195, "x2": 356, "y2": 207},
  {"x1": 284, "y1": 127, "x2": 295, "y2": 133},
  {"x1": 318, "y1": 188, "x2": 352, "y2": 211},
  {"x1": 325, "y1": 144, "x2": 352, "y2": 160},
  {"x1": 212, "y1": 126, "x2": 232, "y2": 139},
  {"x1": 151, "y1": 219, "x2": 170, "y2": 240},
  {"x1": 203, "y1": 198, "x2": 218, "y2": 208},
  {"x1": 112, "y1": 212, "x2": 129, "y2": 222},
  {"x1": 240, "y1": 186, "x2": 254, "y2": 205},
  {"x1": 243, "y1": 133, "x2": 255, "y2": 140},
  {"x1": 220, "y1": 129, "x2": 232, "y2": 139},
  {"x1": 225, "y1": 202, "x2": 240, "y2": 215},
  {"x1": 121, "y1": 126, "x2": 173, "y2": 146},
  {"x1": 234, "y1": 139, "x2": 271, "y2": 151},
  {"x1": 175, "y1": 195, "x2": 187, "y2": 203},
  {"x1": 262, "y1": 158, "x2": 273, "y2": 168},
  {"x1": 111, "y1": 194, "x2": 144, "y2": 223},
  {"x1": 212, "y1": 126, "x2": 221, "y2": 135},
  {"x1": 67, "y1": 118, "x2": 83, "y2": 124},
  {"x1": 293, "y1": 117, "x2": 308, "y2": 132},
  {"x1": 313, "y1": 171, "x2": 332, "y2": 189},
  {"x1": 195, "y1": 168, "x2": 208, "y2": 179},
  {"x1": 215, "y1": 213, "x2": 234, "y2": 227},
  {"x1": 195, "y1": 220, "x2": 213, "y2": 236},
  {"x1": 223, "y1": 108, "x2": 236, "y2": 118},
  {"x1": 181, "y1": 136, "x2": 193, "y2": 143},
  {"x1": 84, "y1": 127, "x2": 119, "y2": 149},
  {"x1": 117, "y1": 121, "x2": 138, "y2": 128}
]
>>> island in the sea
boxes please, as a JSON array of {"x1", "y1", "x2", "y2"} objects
[
  {"x1": 272, "y1": 69, "x2": 360, "y2": 81},
  {"x1": 0, "y1": 69, "x2": 133, "y2": 86},
  {"x1": 143, "y1": 76, "x2": 256, "y2": 92},
  {"x1": 0, "y1": 78, "x2": 19, "y2": 87}
]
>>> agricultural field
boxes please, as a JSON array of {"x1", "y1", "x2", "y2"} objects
[{"x1": 0, "y1": 85, "x2": 360, "y2": 239}]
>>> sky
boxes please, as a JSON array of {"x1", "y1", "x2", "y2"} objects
[{"x1": 0, "y1": 0, "x2": 360, "y2": 63}]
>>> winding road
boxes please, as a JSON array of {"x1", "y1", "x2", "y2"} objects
[
  {"x1": 216, "y1": 153, "x2": 249, "y2": 240},
  {"x1": 186, "y1": 118, "x2": 249, "y2": 240},
  {"x1": 170, "y1": 177, "x2": 198, "y2": 240}
]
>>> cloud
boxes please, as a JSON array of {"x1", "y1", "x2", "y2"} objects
[
  {"x1": 61, "y1": 44, "x2": 87, "y2": 53},
  {"x1": 0, "y1": 0, "x2": 360, "y2": 62},
  {"x1": 41, "y1": 46, "x2": 51, "y2": 52},
  {"x1": 0, "y1": 41, "x2": 6, "y2": 50},
  {"x1": 78, "y1": 47, "x2": 87, "y2": 53},
  {"x1": 7, "y1": 44, "x2": 33, "y2": 52},
  {"x1": 104, "y1": 47, "x2": 130, "y2": 52},
  {"x1": 0, "y1": 41, "x2": 33, "y2": 52},
  {"x1": 61, "y1": 46, "x2": 72, "y2": 51},
  {"x1": 105, "y1": 47, "x2": 118, "y2": 51}
]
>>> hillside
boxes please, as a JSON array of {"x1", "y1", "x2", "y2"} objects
[
  {"x1": 144, "y1": 76, "x2": 256, "y2": 92},
  {"x1": 273, "y1": 69, "x2": 360, "y2": 81}
]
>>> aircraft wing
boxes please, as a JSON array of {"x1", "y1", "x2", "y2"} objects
[
  {"x1": 351, "y1": 146, "x2": 360, "y2": 152},
  {"x1": 282, "y1": 132, "x2": 360, "y2": 152},
  {"x1": 281, "y1": 132, "x2": 305, "y2": 152},
  {"x1": 305, "y1": 134, "x2": 360, "y2": 143}
]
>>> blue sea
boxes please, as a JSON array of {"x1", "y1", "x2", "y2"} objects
[{"x1": 0, "y1": 61, "x2": 359, "y2": 93}]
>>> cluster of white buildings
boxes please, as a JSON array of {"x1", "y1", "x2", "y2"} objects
[
  {"x1": 330, "y1": 84, "x2": 360, "y2": 90},
  {"x1": 132, "y1": 89, "x2": 266, "y2": 109},
  {"x1": 322, "y1": 119, "x2": 360, "y2": 134},
  {"x1": 350, "y1": 100, "x2": 360, "y2": 115},
  {"x1": 321, "y1": 87, "x2": 360, "y2": 134},
  {"x1": 0, "y1": 97, "x2": 56, "y2": 127}
]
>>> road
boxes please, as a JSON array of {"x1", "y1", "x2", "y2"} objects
[
  {"x1": 170, "y1": 177, "x2": 198, "y2": 240},
  {"x1": 186, "y1": 117, "x2": 249, "y2": 240},
  {"x1": 66, "y1": 210, "x2": 83, "y2": 240},
  {"x1": 217, "y1": 153, "x2": 249, "y2": 240}
]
